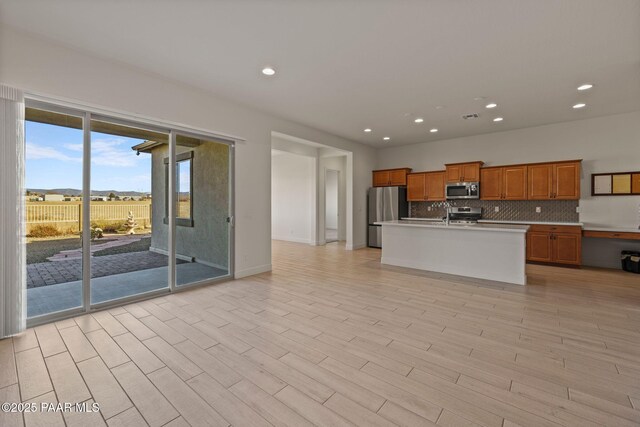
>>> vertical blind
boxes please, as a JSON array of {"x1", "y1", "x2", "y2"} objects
[{"x1": 0, "y1": 84, "x2": 26, "y2": 338}]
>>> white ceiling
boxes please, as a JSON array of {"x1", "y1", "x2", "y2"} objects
[{"x1": 2, "y1": 0, "x2": 639, "y2": 147}]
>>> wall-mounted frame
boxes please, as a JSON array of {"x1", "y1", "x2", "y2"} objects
[{"x1": 591, "y1": 171, "x2": 640, "y2": 196}]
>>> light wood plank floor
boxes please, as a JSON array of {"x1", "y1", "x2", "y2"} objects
[{"x1": 2, "y1": 240, "x2": 640, "y2": 426}]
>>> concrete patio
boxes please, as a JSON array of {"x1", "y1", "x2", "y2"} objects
[{"x1": 27, "y1": 262, "x2": 228, "y2": 318}]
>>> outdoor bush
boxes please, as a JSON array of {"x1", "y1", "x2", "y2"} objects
[
  {"x1": 91, "y1": 220, "x2": 125, "y2": 234},
  {"x1": 27, "y1": 225, "x2": 62, "y2": 238}
]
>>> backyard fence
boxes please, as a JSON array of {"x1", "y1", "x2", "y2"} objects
[{"x1": 26, "y1": 202, "x2": 152, "y2": 234}]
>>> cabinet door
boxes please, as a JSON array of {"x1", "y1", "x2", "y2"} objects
[
  {"x1": 446, "y1": 165, "x2": 462, "y2": 182},
  {"x1": 552, "y1": 233, "x2": 581, "y2": 265},
  {"x1": 462, "y1": 163, "x2": 480, "y2": 182},
  {"x1": 426, "y1": 172, "x2": 446, "y2": 201},
  {"x1": 527, "y1": 232, "x2": 553, "y2": 262},
  {"x1": 632, "y1": 173, "x2": 640, "y2": 194},
  {"x1": 373, "y1": 171, "x2": 390, "y2": 187},
  {"x1": 480, "y1": 168, "x2": 502, "y2": 200},
  {"x1": 503, "y1": 165, "x2": 527, "y2": 200},
  {"x1": 528, "y1": 164, "x2": 553, "y2": 199},
  {"x1": 406, "y1": 173, "x2": 426, "y2": 201},
  {"x1": 389, "y1": 169, "x2": 408, "y2": 186},
  {"x1": 553, "y1": 162, "x2": 580, "y2": 199}
]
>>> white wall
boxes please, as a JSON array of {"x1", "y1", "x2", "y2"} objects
[
  {"x1": 377, "y1": 111, "x2": 640, "y2": 228},
  {"x1": 325, "y1": 170, "x2": 339, "y2": 230},
  {"x1": 271, "y1": 152, "x2": 316, "y2": 244},
  {"x1": 319, "y1": 154, "x2": 348, "y2": 241},
  {"x1": 0, "y1": 26, "x2": 377, "y2": 278}
]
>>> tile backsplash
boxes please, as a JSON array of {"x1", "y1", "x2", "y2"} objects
[{"x1": 410, "y1": 200, "x2": 579, "y2": 223}]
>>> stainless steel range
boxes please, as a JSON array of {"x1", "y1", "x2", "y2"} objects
[{"x1": 447, "y1": 207, "x2": 482, "y2": 224}]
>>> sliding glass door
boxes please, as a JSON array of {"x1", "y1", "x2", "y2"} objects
[
  {"x1": 174, "y1": 134, "x2": 232, "y2": 286},
  {"x1": 89, "y1": 118, "x2": 170, "y2": 305},
  {"x1": 25, "y1": 101, "x2": 234, "y2": 324},
  {"x1": 25, "y1": 106, "x2": 85, "y2": 318}
]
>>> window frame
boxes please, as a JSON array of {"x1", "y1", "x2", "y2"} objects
[{"x1": 164, "y1": 151, "x2": 194, "y2": 227}]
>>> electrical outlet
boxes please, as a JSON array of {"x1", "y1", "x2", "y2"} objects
[
  {"x1": 427, "y1": 206, "x2": 432, "y2": 211},
  {"x1": 494, "y1": 206, "x2": 499, "y2": 212},
  {"x1": 536, "y1": 206, "x2": 541, "y2": 213},
  {"x1": 576, "y1": 206, "x2": 580, "y2": 213}
]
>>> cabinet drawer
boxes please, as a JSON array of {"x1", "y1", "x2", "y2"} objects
[
  {"x1": 583, "y1": 230, "x2": 640, "y2": 240},
  {"x1": 528, "y1": 225, "x2": 581, "y2": 234}
]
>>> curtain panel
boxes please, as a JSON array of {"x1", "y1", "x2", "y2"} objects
[{"x1": 0, "y1": 84, "x2": 26, "y2": 338}]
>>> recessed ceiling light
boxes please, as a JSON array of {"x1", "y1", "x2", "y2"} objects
[
  {"x1": 493, "y1": 117, "x2": 504, "y2": 122},
  {"x1": 261, "y1": 67, "x2": 276, "y2": 76},
  {"x1": 414, "y1": 118, "x2": 424, "y2": 123},
  {"x1": 430, "y1": 128, "x2": 438, "y2": 133},
  {"x1": 573, "y1": 103, "x2": 586, "y2": 109},
  {"x1": 383, "y1": 137, "x2": 390, "y2": 141},
  {"x1": 577, "y1": 84, "x2": 593, "y2": 91},
  {"x1": 364, "y1": 128, "x2": 372, "y2": 133},
  {"x1": 435, "y1": 105, "x2": 445, "y2": 110},
  {"x1": 485, "y1": 103, "x2": 498, "y2": 109}
]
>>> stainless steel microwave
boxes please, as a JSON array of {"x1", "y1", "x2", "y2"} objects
[{"x1": 446, "y1": 182, "x2": 479, "y2": 199}]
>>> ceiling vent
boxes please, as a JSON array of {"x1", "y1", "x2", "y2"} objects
[{"x1": 462, "y1": 113, "x2": 480, "y2": 120}]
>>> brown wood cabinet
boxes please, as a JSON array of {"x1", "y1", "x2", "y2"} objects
[
  {"x1": 372, "y1": 168, "x2": 411, "y2": 187},
  {"x1": 527, "y1": 161, "x2": 580, "y2": 200},
  {"x1": 526, "y1": 224, "x2": 581, "y2": 266},
  {"x1": 406, "y1": 173, "x2": 426, "y2": 201},
  {"x1": 633, "y1": 173, "x2": 640, "y2": 194},
  {"x1": 480, "y1": 165, "x2": 527, "y2": 200},
  {"x1": 406, "y1": 171, "x2": 445, "y2": 201},
  {"x1": 445, "y1": 161, "x2": 483, "y2": 183}
]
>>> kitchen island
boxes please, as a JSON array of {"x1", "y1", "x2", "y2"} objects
[{"x1": 376, "y1": 220, "x2": 530, "y2": 285}]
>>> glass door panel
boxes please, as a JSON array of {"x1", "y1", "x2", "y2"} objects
[
  {"x1": 175, "y1": 134, "x2": 231, "y2": 286},
  {"x1": 89, "y1": 119, "x2": 169, "y2": 304},
  {"x1": 25, "y1": 108, "x2": 85, "y2": 318}
]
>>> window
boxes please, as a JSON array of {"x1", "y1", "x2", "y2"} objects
[{"x1": 164, "y1": 151, "x2": 194, "y2": 227}]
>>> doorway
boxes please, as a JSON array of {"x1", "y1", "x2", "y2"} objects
[{"x1": 325, "y1": 169, "x2": 339, "y2": 243}]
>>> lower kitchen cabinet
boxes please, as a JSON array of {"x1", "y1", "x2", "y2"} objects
[{"x1": 526, "y1": 225, "x2": 581, "y2": 266}]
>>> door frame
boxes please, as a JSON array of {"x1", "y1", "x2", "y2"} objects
[{"x1": 324, "y1": 168, "x2": 340, "y2": 243}]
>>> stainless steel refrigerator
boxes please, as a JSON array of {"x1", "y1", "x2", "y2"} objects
[{"x1": 367, "y1": 187, "x2": 408, "y2": 248}]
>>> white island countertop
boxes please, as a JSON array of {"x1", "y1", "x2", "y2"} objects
[{"x1": 379, "y1": 220, "x2": 529, "y2": 233}]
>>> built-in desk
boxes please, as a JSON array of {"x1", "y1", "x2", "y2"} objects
[{"x1": 581, "y1": 225, "x2": 640, "y2": 269}]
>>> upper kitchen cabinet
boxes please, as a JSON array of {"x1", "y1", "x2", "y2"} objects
[
  {"x1": 553, "y1": 161, "x2": 581, "y2": 199},
  {"x1": 527, "y1": 160, "x2": 581, "y2": 200},
  {"x1": 406, "y1": 173, "x2": 426, "y2": 201},
  {"x1": 480, "y1": 167, "x2": 502, "y2": 200},
  {"x1": 445, "y1": 161, "x2": 483, "y2": 183},
  {"x1": 425, "y1": 171, "x2": 446, "y2": 201},
  {"x1": 480, "y1": 165, "x2": 527, "y2": 200},
  {"x1": 503, "y1": 165, "x2": 528, "y2": 199},
  {"x1": 372, "y1": 168, "x2": 412, "y2": 187},
  {"x1": 406, "y1": 171, "x2": 445, "y2": 201}
]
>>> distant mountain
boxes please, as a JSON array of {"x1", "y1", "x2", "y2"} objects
[{"x1": 27, "y1": 188, "x2": 149, "y2": 197}]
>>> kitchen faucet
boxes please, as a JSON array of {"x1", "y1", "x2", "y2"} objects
[{"x1": 434, "y1": 200, "x2": 453, "y2": 225}]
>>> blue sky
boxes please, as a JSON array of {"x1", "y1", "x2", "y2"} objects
[{"x1": 26, "y1": 121, "x2": 152, "y2": 193}]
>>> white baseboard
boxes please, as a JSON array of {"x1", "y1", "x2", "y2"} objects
[
  {"x1": 272, "y1": 236, "x2": 315, "y2": 245},
  {"x1": 149, "y1": 246, "x2": 194, "y2": 262},
  {"x1": 150, "y1": 246, "x2": 227, "y2": 269},
  {"x1": 235, "y1": 264, "x2": 272, "y2": 279},
  {"x1": 346, "y1": 242, "x2": 366, "y2": 250}
]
